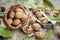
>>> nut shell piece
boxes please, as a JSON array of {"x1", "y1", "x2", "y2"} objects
[
  {"x1": 35, "y1": 32, "x2": 44, "y2": 38},
  {"x1": 23, "y1": 26, "x2": 33, "y2": 34}
]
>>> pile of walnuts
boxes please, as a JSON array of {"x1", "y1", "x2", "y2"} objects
[{"x1": 3, "y1": 4, "x2": 29, "y2": 30}]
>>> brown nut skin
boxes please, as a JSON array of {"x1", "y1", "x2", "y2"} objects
[
  {"x1": 35, "y1": 32, "x2": 44, "y2": 39},
  {"x1": 12, "y1": 19, "x2": 21, "y2": 26},
  {"x1": 29, "y1": 18, "x2": 36, "y2": 24},
  {"x1": 21, "y1": 15, "x2": 28, "y2": 24},
  {"x1": 41, "y1": 17, "x2": 48, "y2": 24},
  {"x1": 45, "y1": 8, "x2": 51, "y2": 15},
  {"x1": 16, "y1": 8, "x2": 23, "y2": 12},
  {"x1": 7, "y1": 19, "x2": 13, "y2": 24},
  {"x1": 15, "y1": 12, "x2": 23, "y2": 19},
  {"x1": 9, "y1": 12, "x2": 15, "y2": 18},
  {"x1": 35, "y1": 12, "x2": 42, "y2": 17},
  {"x1": 57, "y1": 31, "x2": 60, "y2": 38},
  {"x1": 32, "y1": 23, "x2": 41, "y2": 31},
  {"x1": 32, "y1": 7, "x2": 39, "y2": 13},
  {"x1": 53, "y1": 13, "x2": 59, "y2": 17},
  {"x1": 23, "y1": 26, "x2": 33, "y2": 34}
]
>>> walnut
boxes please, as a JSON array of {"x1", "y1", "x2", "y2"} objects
[
  {"x1": 29, "y1": 18, "x2": 36, "y2": 24},
  {"x1": 9, "y1": 12, "x2": 15, "y2": 18},
  {"x1": 35, "y1": 12, "x2": 42, "y2": 17},
  {"x1": 7, "y1": 19, "x2": 13, "y2": 24},
  {"x1": 12, "y1": 19, "x2": 21, "y2": 26},
  {"x1": 32, "y1": 23, "x2": 41, "y2": 31},
  {"x1": 15, "y1": 12, "x2": 23, "y2": 19},
  {"x1": 16, "y1": 8, "x2": 23, "y2": 12},
  {"x1": 32, "y1": 7, "x2": 39, "y2": 13},
  {"x1": 41, "y1": 17, "x2": 48, "y2": 24},
  {"x1": 21, "y1": 15, "x2": 28, "y2": 23},
  {"x1": 45, "y1": 8, "x2": 51, "y2": 15},
  {"x1": 53, "y1": 13, "x2": 59, "y2": 17}
]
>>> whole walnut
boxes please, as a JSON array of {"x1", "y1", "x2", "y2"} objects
[
  {"x1": 9, "y1": 12, "x2": 15, "y2": 18},
  {"x1": 32, "y1": 23, "x2": 41, "y2": 31},
  {"x1": 21, "y1": 15, "x2": 28, "y2": 23},
  {"x1": 53, "y1": 13, "x2": 59, "y2": 17},
  {"x1": 16, "y1": 8, "x2": 23, "y2": 12},
  {"x1": 15, "y1": 12, "x2": 23, "y2": 19},
  {"x1": 35, "y1": 12, "x2": 42, "y2": 17},
  {"x1": 29, "y1": 18, "x2": 36, "y2": 24},
  {"x1": 12, "y1": 19, "x2": 21, "y2": 26},
  {"x1": 7, "y1": 19, "x2": 13, "y2": 24},
  {"x1": 32, "y1": 7, "x2": 39, "y2": 13},
  {"x1": 41, "y1": 17, "x2": 48, "y2": 24},
  {"x1": 45, "y1": 8, "x2": 51, "y2": 15}
]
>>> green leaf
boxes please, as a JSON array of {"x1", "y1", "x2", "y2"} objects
[
  {"x1": 0, "y1": 12, "x2": 4, "y2": 17},
  {"x1": 53, "y1": 9, "x2": 60, "y2": 13},
  {"x1": 24, "y1": 2, "x2": 36, "y2": 8},
  {"x1": 34, "y1": 38, "x2": 40, "y2": 40},
  {"x1": 0, "y1": 26, "x2": 12, "y2": 37},
  {"x1": 36, "y1": 4, "x2": 45, "y2": 9},
  {"x1": 34, "y1": 0, "x2": 40, "y2": 5},
  {"x1": 43, "y1": 0, "x2": 54, "y2": 9},
  {"x1": 48, "y1": 16, "x2": 60, "y2": 22}
]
